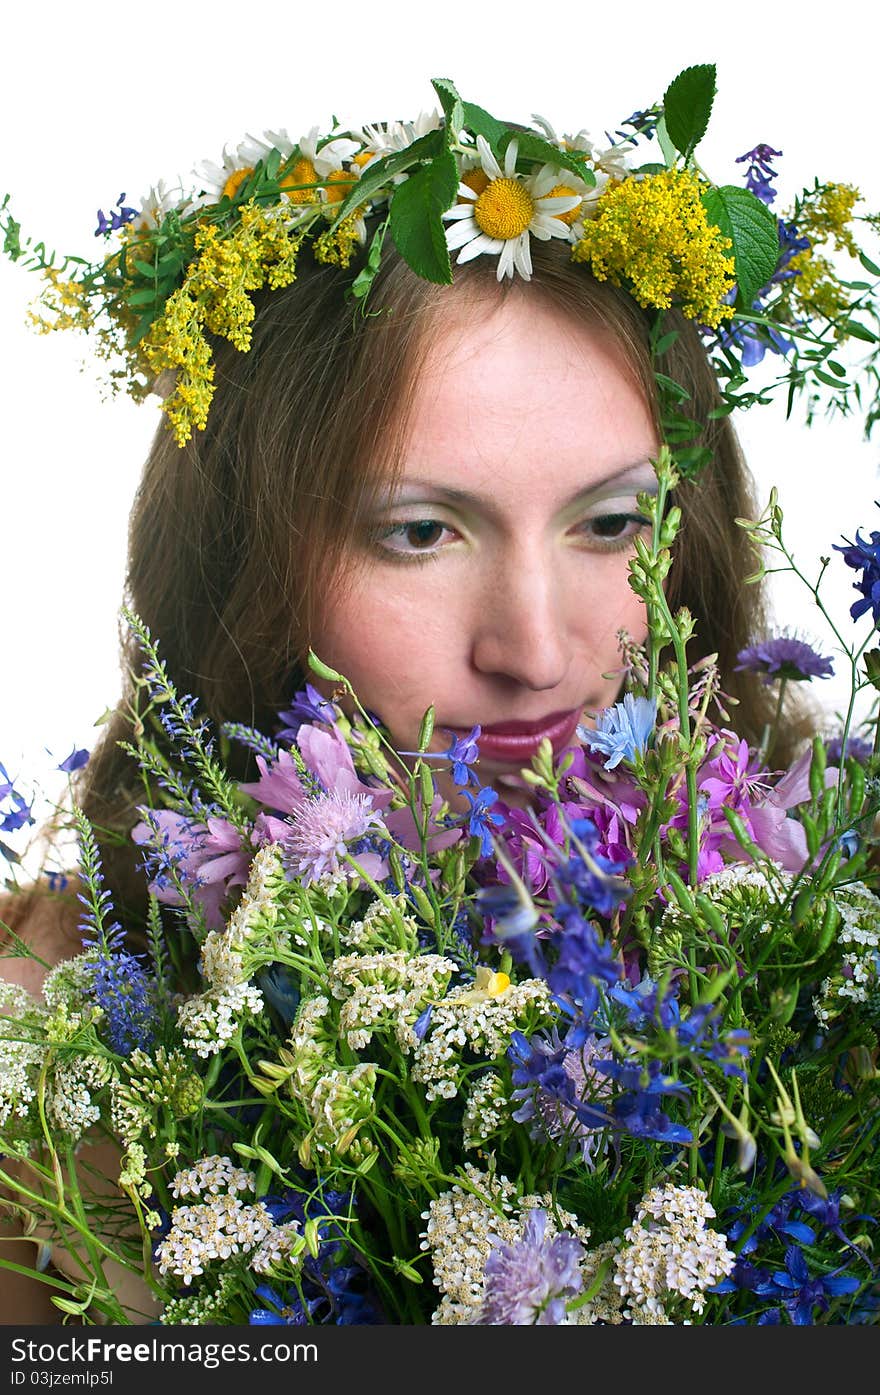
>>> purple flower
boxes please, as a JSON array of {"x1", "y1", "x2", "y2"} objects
[
  {"x1": 0, "y1": 761, "x2": 34, "y2": 835},
  {"x1": 509, "y1": 1027, "x2": 612, "y2": 1160},
  {"x1": 282, "y1": 789, "x2": 388, "y2": 886},
  {"x1": 276, "y1": 684, "x2": 340, "y2": 741},
  {"x1": 438, "y1": 725, "x2": 481, "y2": 788},
  {"x1": 735, "y1": 637, "x2": 834, "y2": 683},
  {"x1": 94, "y1": 193, "x2": 138, "y2": 237},
  {"x1": 835, "y1": 522, "x2": 880, "y2": 627},
  {"x1": 736, "y1": 144, "x2": 784, "y2": 206},
  {"x1": 477, "y1": 1208, "x2": 583, "y2": 1325},
  {"x1": 824, "y1": 733, "x2": 872, "y2": 765},
  {"x1": 580, "y1": 694, "x2": 656, "y2": 770}
]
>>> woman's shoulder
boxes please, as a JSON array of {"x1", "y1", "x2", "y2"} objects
[{"x1": 0, "y1": 878, "x2": 83, "y2": 998}]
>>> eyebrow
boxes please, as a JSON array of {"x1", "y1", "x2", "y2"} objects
[{"x1": 375, "y1": 460, "x2": 659, "y2": 512}]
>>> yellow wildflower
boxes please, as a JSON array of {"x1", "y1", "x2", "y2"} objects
[
  {"x1": 571, "y1": 169, "x2": 735, "y2": 328},
  {"x1": 314, "y1": 213, "x2": 363, "y2": 267},
  {"x1": 796, "y1": 182, "x2": 860, "y2": 257},
  {"x1": 28, "y1": 267, "x2": 92, "y2": 335},
  {"x1": 786, "y1": 249, "x2": 849, "y2": 321}
]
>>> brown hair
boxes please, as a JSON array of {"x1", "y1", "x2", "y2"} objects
[{"x1": 73, "y1": 234, "x2": 812, "y2": 918}]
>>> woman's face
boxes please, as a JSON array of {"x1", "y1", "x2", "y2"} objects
[{"x1": 312, "y1": 292, "x2": 658, "y2": 808}]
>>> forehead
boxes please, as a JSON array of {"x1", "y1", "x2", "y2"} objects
[{"x1": 400, "y1": 292, "x2": 657, "y2": 495}]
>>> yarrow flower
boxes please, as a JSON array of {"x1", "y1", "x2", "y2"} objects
[
  {"x1": 734, "y1": 636, "x2": 835, "y2": 683},
  {"x1": 443, "y1": 136, "x2": 581, "y2": 281}
]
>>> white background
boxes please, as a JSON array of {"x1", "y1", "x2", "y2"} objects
[{"x1": 2, "y1": 1, "x2": 880, "y2": 859}]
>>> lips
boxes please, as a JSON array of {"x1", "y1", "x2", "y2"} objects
[{"x1": 447, "y1": 709, "x2": 583, "y2": 765}]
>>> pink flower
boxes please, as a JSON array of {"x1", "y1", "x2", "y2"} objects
[
  {"x1": 238, "y1": 749, "x2": 305, "y2": 813},
  {"x1": 282, "y1": 789, "x2": 388, "y2": 887},
  {"x1": 131, "y1": 810, "x2": 249, "y2": 929}
]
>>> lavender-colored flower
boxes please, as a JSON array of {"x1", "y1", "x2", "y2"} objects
[
  {"x1": 835, "y1": 523, "x2": 880, "y2": 628},
  {"x1": 94, "y1": 192, "x2": 138, "y2": 237},
  {"x1": 477, "y1": 1208, "x2": 583, "y2": 1325},
  {"x1": 580, "y1": 693, "x2": 656, "y2": 770},
  {"x1": 87, "y1": 946, "x2": 156, "y2": 1055},
  {"x1": 282, "y1": 789, "x2": 387, "y2": 886},
  {"x1": 824, "y1": 733, "x2": 872, "y2": 765},
  {"x1": 438, "y1": 725, "x2": 481, "y2": 788},
  {"x1": 509, "y1": 1026, "x2": 612, "y2": 1160},
  {"x1": 736, "y1": 144, "x2": 784, "y2": 206},
  {"x1": 463, "y1": 786, "x2": 506, "y2": 857},
  {"x1": 735, "y1": 637, "x2": 834, "y2": 683}
]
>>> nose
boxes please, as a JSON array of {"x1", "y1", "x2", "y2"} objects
[{"x1": 469, "y1": 544, "x2": 571, "y2": 691}]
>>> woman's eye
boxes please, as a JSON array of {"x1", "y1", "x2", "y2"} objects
[
  {"x1": 375, "y1": 519, "x2": 458, "y2": 558},
  {"x1": 579, "y1": 512, "x2": 649, "y2": 548}
]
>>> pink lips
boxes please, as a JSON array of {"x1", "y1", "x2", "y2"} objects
[{"x1": 449, "y1": 710, "x2": 583, "y2": 765}]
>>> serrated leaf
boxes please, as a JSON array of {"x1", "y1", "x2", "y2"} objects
[
  {"x1": 701, "y1": 186, "x2": 779, "y2": 308},
  {"x1": 663, "y1": 63, "x2": 716, "y2": 162},
  {"x1": 389, "y1": 150, "x2": 457, "y2": 285},
  {"x1": 499, "y1": 129, "x2": 596, "y2": 186},
  {"x1": 330, "y1": 129, "x2": 444, "y2": 226},
  {"x1": 432, "y1": 78, "x2": 464, "y2": 144},
  {"x1": 460, "y1": 102, "x2": 508, "y2": 153}
]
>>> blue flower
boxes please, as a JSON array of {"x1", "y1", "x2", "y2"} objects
[
  {"x1": 736, "y1": 144, "x2": 784, "y2": 206},
  {"x1": 57, "y1": 747, "x2": 90, "y2": 773},
  {"x1": 438, "y1": 726, "x2": 481, "y2": 788},
  {"x1": 835, "y1": 519, "x2": 880, "y2": 627},
  {"x1": 276, "y1": 684, "x2": 340, "y2": 741},
  {"x1": 771, "y1": 1245, "x2": 861, "y2": 1325},
  {"x1": 462, "y1": 786, "x2": 506, "y2": 857},
  {"x1": 0, "y1": 761, "x2": 34, "y2": 835},
  {"x1": 581, "y1": 694, "x2": 656, "y2": 770}
]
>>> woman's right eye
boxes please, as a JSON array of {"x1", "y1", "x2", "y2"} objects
[{"x1": 373, "y1": 519, "x2": 459, "y2": 560}]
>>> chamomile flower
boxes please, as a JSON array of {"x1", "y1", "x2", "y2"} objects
[
  {"x1": 443, "y1": 136, "x2": 580, "y2": 281},
  {"x1": 195, "y1": 141, "x2": 258, "y2": 204}
]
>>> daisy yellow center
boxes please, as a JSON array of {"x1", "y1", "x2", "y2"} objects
[
  {"x1": 352, "y1": 150, "x2": 374, "y2": 167},
  {"x1": 221, "y1": 166, "x2": 253, "y2": 201},
  {"x1": 474, "y1": 177, "x2": 534, "y2": 240},
  {"x1": 325, "y1": 168, "x2": 356, "y2": 203},
  {"x1": 281, "y1": 157, "x2": 319, "y2": 203},
  {"x1": 549, "y1": 183, "x2": 581, "y2": 225},
  {"x1": 460, "y1": 168, "x2": 490, "y2": 201}
]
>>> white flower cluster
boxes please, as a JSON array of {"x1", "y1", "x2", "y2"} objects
[
  {"x1": 462, "y1": 1071, "x2": 509, "y2": 1149},
  {"x1": 175, "y1": 846, "x2": 287, "y2": 1057},
  {"x1": 41, "y1": 954, "x2": 98, "y2": 1013},
  {"x1": 328, "y1": 949, "x2": 457, "y2": 1051},
  {"x1": 411, "y1": 976, "x2": 552, "y2": 1101},
  {"x1": 613, "y1": 1183, "x2": 736, "y2": 1321},
  {"x1": 814, "y1": 881, "x2": 880, "y2": 1026},
  {"x1": 285, "y1": 995, "x2": 378, "y2": 1161},
  {"x1": 337, "y1": 896, "x2": 421, "y2": 953},
  {"x1": 46, "y1": 1053, "x2": 114, "y2": 1143},
  {"x1": 420, "y1": 1164, "x2": 614, "y2": 1325},
  {"x1": 158, "y1": 1154, "x2": 302, "y2": 1288},
  {"x1": 0, "y1": 980, "x2": 45, "y2": 1137}
]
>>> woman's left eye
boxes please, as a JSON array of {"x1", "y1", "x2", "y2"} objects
[{"x1": 576, "y1": 512, "x2": 650, "y2": 549}]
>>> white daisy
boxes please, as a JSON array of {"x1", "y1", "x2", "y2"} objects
[
  {"x1": 194, "y1": 140, "x2": 259, "y2": 205},
  {"x1": 133, "y1": 178, "x2": 192, "y2": 230},
  {"x1": 442, "y1": 136, "x2": 581, "y2": 281}
]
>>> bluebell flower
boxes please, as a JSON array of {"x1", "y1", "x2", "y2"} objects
[
  {"x1": 771, "y1": 1245, "x2": 861, "y2": 1324},
  {"x1": 581, "y1": 693, "x2": 656, "y2": 770},
  {"x1": 462, "y1": 786, "x2": 506, "y2": 857},
  {"x1": 94, "y1": 193, "x2": 138, "y2": 237},
  {"x1": 834, "y1": 520, "x2": 880, "y2": 627},
  {"x1": 57, "y1": 747, "x2": 90, "y2": 773},
  {"x1": 477, "y1": 1208, "x2": 583, "y2": 1325}
]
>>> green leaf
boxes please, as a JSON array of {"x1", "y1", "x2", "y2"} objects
[
  {"x1": 844, "y1": 318, "x2": 879, "y2": 343},
  {"x1": 431, "y1": 78, "x2": 464, "y2": 145},
  {"x1": 126, "y1": 288, "x2": 160, "y2": 308},
  {"x1": 460, "y1": 101, "x2": 508, "y2": 153},
  {"x1": 499, "y1": 129, "x2": 596, "y2": 186},
  {"x1": 858, "y1": 249, "x2": 880, "y2": 277},
  {"x1": 662, "y1": 63, "x2": 716, "y2": 162},
  {"x1": 654, "y1": 114, "x2": 677, "y2": 170},
  {"x1": 330, "y1": 129, "x2": 444, "y2": 226},
  {"x1": 389, "y1": 150, "x2": 457, "y2": 285},
  {"x1": 133, "y1": 259, "x2": 158, "y2": 279},
  {"x1": 701, "y1": 186, "x2": 779, "y2": 308},
  {"x1": 349, "y1": 217, "x2": 389, "y2": 302}
]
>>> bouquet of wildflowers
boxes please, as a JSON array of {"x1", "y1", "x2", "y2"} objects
[{"x1": 2, "y1": 447, "x2": 880, "y2": 1327}]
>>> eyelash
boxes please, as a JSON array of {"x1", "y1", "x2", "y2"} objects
[{"x1": 372, "y1": 513, "x2": 650, "y2": 563}]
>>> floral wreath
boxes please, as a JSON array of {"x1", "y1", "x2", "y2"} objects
[{"x1": 2, "y1": 63, "x2": 879, "y2": 451}]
